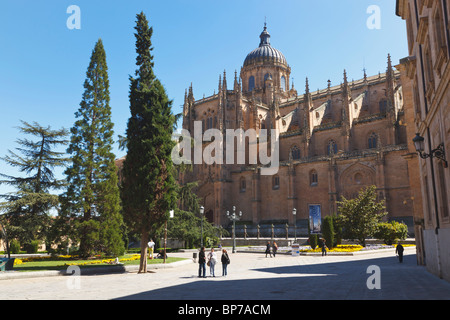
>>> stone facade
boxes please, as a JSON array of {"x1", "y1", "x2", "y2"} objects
[
  {"x1": 396, "y1": 0, "x2": 450, "y2": 281},
  {"x1": 180, "y1": 25, "x2": 418, "y2": 237}
]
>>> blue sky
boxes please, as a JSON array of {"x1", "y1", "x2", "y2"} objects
[{"x1": 0, "y1": 0, "x2": 407, "y2": 196}]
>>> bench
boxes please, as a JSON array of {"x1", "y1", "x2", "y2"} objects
[{"x1": 0, "y1": 258, "x2": 15, "y2": 271}]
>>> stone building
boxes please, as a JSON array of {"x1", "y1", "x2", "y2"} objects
[
  {"x1": 179, "y1": 24, "x2": 417, "y2": 237},
  {"x1": 396, "y1": 0, "x2": 450, "y2": 281}
]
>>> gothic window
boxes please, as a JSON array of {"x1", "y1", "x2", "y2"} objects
[
  {"x1": 368, "y1": 132, "x2": 378, "y2": 149},
  {"x1": 240, "y1": 177, "x2": 246, "y2": 192},
  {"x1": 379, "y1": 99, "x2": 388, "y2": 113},
  {"x1": 264, "y1": 73, "x2": 272, "y2": 88},
  {"x1": 327, "y1": 140, "x2": 337, "y2": 155},
  {"x1": 354, "y1": 172, "x2": 363, "y2": 184},
  {"x1": 290, "y1": 145, "x2": 301, "y2": 160},
  {"x1": 280, "y1": 76, "x2": 286, "y2": 91},
  {"x1": 248, "y1": 76, "x2": 255, "y2": 92},
  {"x1": 272, "y1": 175, "x2": 280, "y2": 190},
  {"x1": 206, "y1": 117, "x2": 213, "y2": 130},
  {"x1": 310, "y1": 170, "x2": 318, "y2": 186}
]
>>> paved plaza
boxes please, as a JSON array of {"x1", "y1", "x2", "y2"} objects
[{"x1": 1, "y1": 247, "x2": 450, "y2": 300}]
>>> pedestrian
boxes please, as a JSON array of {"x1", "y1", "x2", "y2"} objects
[
  {"x1": 396, "y1": 242, "x2": 404, "y2": 263},
  {"x1": 272, "y1": 241, "x2": 278, "y2": 257},
  {"x1": 198, "y1": 247, "x2": 206, "y2": 278},
  {"x1": 321, "y1": 238, "x2": 327, "y2": 256},
  {"x1": 221, "y1": 248, "x2": 230, "y2": 276},
  {"x1": 207, "y1": 247, "x2": 217, "y2": 277},
  {"x1": 265, "y1": 241, "x2": 272, "y2": 258},
  {"x1": 147, "y1": 239, "x2": 155, "y2": 259}
]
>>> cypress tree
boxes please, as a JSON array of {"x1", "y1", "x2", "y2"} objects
[
  {"x1": 60, "y1": 39, "x2": 124, "y2": 257},
  {"x1": 121, "y1": 12, "x2": 177, "y2": 273},
  {"x1": 0, "y1": 121, "x2": 69, "y2": 249}
]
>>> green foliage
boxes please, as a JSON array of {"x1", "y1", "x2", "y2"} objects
[
  {"x1": 163, "y1": 209, "x2": 224, "y2": 249},
  {"x1": 58, "y1": 39, "x2": 124, "y2": 258},
  {"x1": 332, "y1": 214, "x2": 342, "y2": 246},
  {"x1": 322, "y1": 216, "x2": 334, "y2": 249},
  {"x1": 374, "y1": 221, "x2": 408, "y2": 245},
  {"x1": 309, "y1": 233, "x2": 318, "y2": 249},
  {"x1": 0, "y1": 121, "x2": 69, "y2": 245},
  {"x1": 120, "y1": 12, "x2": 178, "y2": 271},
  {"x1": 25, "y1": 240, "x2": 40, "y2": 254},
  {"x1": 10, "y1": 239, "x2": 20, "y2": 254},
  {"x1": 336, "y1": 185, "x2": 388, "y2": 246}
]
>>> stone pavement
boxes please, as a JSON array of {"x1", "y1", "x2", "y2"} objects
[{"x1": 0, "y1": 247, "x2": 449, "y2": 300}]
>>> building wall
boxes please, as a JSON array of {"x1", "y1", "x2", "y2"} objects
[{"x1": 396, "y1": 0, "x2": 450, "y2": 280}]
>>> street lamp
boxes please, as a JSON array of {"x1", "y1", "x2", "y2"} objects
[
  {"x1": 200, "y1": 206, "x2": 204, "y2": 248},
  {"x1": 163, "y1": 210, "x2": 175, "y2": 264},
  {"x1": 292, "y1": 208, "x2": 297, "y2": 243},
  {"x1": 413, "y1": 133, "x2": 448, "y2": 168},
  {"x1": 226, "y1": 206, "x2": 242, "y2": 253}
]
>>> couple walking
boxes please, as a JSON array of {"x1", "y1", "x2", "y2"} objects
[
  {"x1": 265, "y1": 241, "x2": 278, "y2": 257},
  {"x1": 198, "y1": 247, "x2": 230, "y2": 277}
]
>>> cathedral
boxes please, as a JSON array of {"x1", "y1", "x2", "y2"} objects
[{"x1": 180, "y1": 24, "x2": 415, "y2": 236}]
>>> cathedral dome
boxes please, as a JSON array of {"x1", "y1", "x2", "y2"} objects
[{"x1": 243, "y1": 25, "x2": 287, "y2": 67}]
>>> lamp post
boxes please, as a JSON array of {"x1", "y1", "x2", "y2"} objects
[
  {"x1": 226, "y1": 206, "x2": 242, "y2": 253},
  {"x1": 163, "y1": 210, "x2": 174, "y2": 264},
  {"x1": 292, "y1": 208, "x2": 297, "y2": 243},
  {"x1": 413, "y1": 133, "x2": 448, "y2": 168},
  {"x1": 200, "y1": 206, "x2": 204, "y2": 248}
]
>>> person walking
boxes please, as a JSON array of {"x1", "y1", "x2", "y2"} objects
[
  {"x1": 147, "y1": 239, "x2": 155, "y2": 259},
  {"x1": 265, "y1": 241, "x2": 272, "y2": 258},
  {"x1": 396, "y1": 242, "x2": 404, "y2": 263},
  {"x1": 272, "y1": 241, "x2": 278, "y2": 257},
  {"x1": 207, "y1": 247, "x2": 218, "y2": 277},
  {"x1": 221, "y1": 248, "x2": 230, "y2": 277},
  {"x1": 198, "y1": 247, "x2": 206, "y2": 278},
  {"x1": 321, "y1": 238, "x2": 327, "y2": 256}
]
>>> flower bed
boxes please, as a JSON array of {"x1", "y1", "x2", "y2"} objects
[{"x1": 300, "y1": 244, "x2": 363, "y2": 253}]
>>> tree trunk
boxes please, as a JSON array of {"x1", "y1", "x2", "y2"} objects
[{"x1": 139, "y1": 229, "x2": 148, "y2": 273}]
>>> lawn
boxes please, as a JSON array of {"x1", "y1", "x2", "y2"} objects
[{"x1": 12, "y1": 254, "x2": 187, "y2": 272}]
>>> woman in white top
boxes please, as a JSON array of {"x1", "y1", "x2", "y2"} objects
[{"x1": 207, "y1": 248, "x2": 218, "y2": 277}]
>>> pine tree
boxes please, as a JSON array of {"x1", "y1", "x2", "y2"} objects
[
  {"x1": 60, "y1": 39, "x2": 124, "y2": 257},
  {"x1": 121, "y1": 12, "x2": 177, "y2": 273},
  {"x1": 0, "y1": 121, "x2": 68, "y2": 249}
]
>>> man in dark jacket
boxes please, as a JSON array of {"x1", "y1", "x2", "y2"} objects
[
  {"x1": 198, "y1": 247, "x2": 206, "y2": 278},
  {"x1": 396, "y1": 243, "x2": 404, "y2": 263}
]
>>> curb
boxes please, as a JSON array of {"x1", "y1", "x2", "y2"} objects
[
  {"x1": 237, "y1": 246, "x2": 416, "y2": 256},
  {"x1": 0, "y1": 258, "x2": 193, "y2": 281}
]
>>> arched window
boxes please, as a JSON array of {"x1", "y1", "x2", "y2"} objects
[
  {"x1": 310, "y1": 170, "x2": 318, "y2": 186},
  {"x1": 272, "y1": 175, "x2": 280, "y2": 190},
  {"x1": 280, "y1": 76, "x2": 286, "y2": 91},
  {"x1": 240, "y1": 177, "x2": 246, "y2": 192},
  {"x1": 368, "y1": 132, "x2": 378, "y2": 149},
  {"x1": 354, "y1": 172, "x2": 363, "y2": 185},
  {"x1": 290, "y1": 145, "x2": 301, "y2": 160},
  {"x1": 327, "y1": 140, "x2": 337, "y2": 155},
  {"x1": 206, "y1": 117, "x2": 213, "y2": 130},
  {"x1": 379, "y1": 100, "x2": 388, "y2": 113},
  {"x1": 248, "y1": 76, "x2": 255, "y2": 92}
]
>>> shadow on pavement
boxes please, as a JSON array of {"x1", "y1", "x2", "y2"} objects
[{"x1": 115, "y1": 254, "x2": 450, "y2": 300}]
